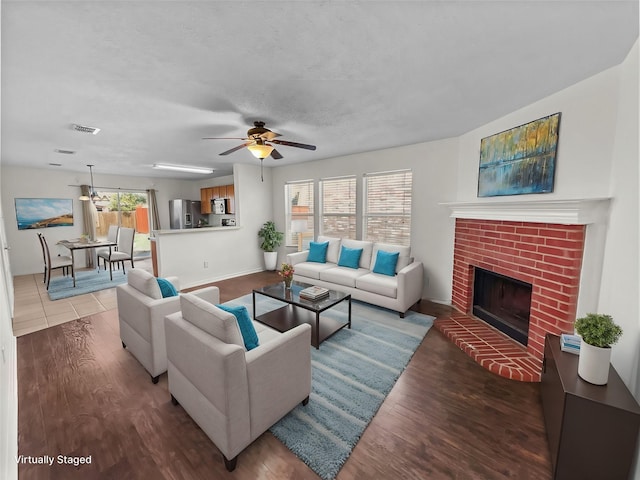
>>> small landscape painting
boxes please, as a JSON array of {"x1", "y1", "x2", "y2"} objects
[
  {"x1": 15, "y1": 198, "x2": 74, "y2": 230},
  {"x1": 478, "y1": 112, "x2": 561, "y2": 197}
]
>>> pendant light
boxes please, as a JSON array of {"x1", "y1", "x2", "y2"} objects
[{"x1": 79, "y1": 164, "x2": 99, "y2": 202}]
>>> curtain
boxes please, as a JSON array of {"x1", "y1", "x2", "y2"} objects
[
  {"x1": 80, "y1": 185, "x2": 98, "y2": 267},
  {"x1": 147, "y1": 189, "x2": 161, "y2": 231}
]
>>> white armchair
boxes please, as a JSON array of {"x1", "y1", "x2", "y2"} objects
[
  {"x1": 116, "y1": 268, "x2": 219, "y2": 383},
  {"x1": 164, "y1": 293, "x2": 312, "y2": 471}
]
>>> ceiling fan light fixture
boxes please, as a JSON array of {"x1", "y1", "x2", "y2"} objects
[
  {"x1": 247, "y1": 144, "x2": 274, "y2": 159},
  {"x1": 152, "y1": 163, "x2": 214, "y2": 174}
]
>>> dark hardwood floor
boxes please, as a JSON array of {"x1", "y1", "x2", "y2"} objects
[{"x1": 17, "y1": 271, "x2": 552, "y2": 479}]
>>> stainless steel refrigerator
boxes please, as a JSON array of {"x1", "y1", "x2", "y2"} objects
[{"x1": 169, "y1": 199, "x2": 205, "y2": 229}]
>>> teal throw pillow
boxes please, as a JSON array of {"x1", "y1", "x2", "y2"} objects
[
  {"x1": 373, "y1": 250, "x2": 400, "y2": 276},
  {"x1": 338, "y1": 246, "x2": 363, "y2": 269},
  {"x1": 156, "y1": 278, "x2": 178, "y2": 298},
  {"x1": 216, "y1": 304, "x2": 259, "y2": 351},
  {"x1": 307, "y1": 241, "x2": 329, "y2": 263}
]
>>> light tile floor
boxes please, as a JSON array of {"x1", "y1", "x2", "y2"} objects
[{"x1": 12, "y1": 258, "x2": 152, "y2": 337}]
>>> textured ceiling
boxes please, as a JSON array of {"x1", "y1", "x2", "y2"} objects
[{"x1": 1, "y1": 1, "x2": 638, "y2": 180}]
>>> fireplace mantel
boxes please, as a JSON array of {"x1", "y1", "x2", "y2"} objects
[{"x1": 440, "y1": 198, "x2": 611, "y2": 225}]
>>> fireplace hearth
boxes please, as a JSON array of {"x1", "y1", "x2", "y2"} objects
[{"x1": 472, "y1": 267, "x2": 532, "y2": 346}]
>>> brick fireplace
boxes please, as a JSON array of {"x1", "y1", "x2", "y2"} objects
[{"x1": 437, "y1": 199, "x2": 610, "y2": 382}]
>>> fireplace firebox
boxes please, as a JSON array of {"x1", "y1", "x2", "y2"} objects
[{"x1": 472, "y1": 267, "x2": 532, "y2": 346}]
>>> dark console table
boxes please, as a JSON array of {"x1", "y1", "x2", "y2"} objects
[{"x1": 541, "y1": 334, "x2": 640, "y2": 480}]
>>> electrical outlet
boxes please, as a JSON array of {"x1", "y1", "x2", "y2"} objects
[{"x1": 203, "y1": 261, "x2": 208, "y2": 269}]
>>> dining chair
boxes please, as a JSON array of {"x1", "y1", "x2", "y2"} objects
[
  {"x1": 38, "y1": 233, "x2": 74, "y2": 290},
  {"x1": 96, "y1": 225, "x2": 119, "y2": 270},
  {"x1": 98, "y1": 227, "x2": 135, "y2": 280}
]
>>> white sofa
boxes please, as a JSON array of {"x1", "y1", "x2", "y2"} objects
[
  {"x1": 165, "y1": 293, "x2": 311, "y2": 471},
  {"x1": 116, "y1": 268, "x2": 219, "y2": 383},
  {"x1": 287, "y1": 236, "x2": 424, "y2": 317}
]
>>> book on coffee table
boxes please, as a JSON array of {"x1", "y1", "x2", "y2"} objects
[{"x1": 300, "y1": 285, "x2": 330, "y2": 300}]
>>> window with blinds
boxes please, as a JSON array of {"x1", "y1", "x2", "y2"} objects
[
  {"x1": 285, "y1": 180, "x2": 314, "y2": 250},
  {"x1": 320, "y1": 176, "x2": 356, "y2": 239},
  {"x1": 363, "y1": 170, "x2": 412, "y2": 246}
]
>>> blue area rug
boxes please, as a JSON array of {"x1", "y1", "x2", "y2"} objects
[
  {"x1": 47, "y1": 269, "x2": 127, "y2": 300},
  {"x1": 226, "y1": 293, "x2": 434, "y2": 480}
]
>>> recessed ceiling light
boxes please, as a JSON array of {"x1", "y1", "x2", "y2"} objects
[
  {"x1": 152, "y1": 164, "x2": 214, "y2": 174},
  {"x1": 72, "y1": 124, "x2": 100, "y2": 135}
]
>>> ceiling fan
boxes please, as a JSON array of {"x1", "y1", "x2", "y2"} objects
[{"x1": 203, "y1": 121, "x2": 316, "y2": 160}]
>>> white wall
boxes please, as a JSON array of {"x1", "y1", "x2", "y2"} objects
[
  {"x1": 597, "y1": 41, "x2": 639, "y2": 395},
  {"x1": 0, "y1": 166, "x2": 201, "y2": 275},
  {"x1": 271, "y1": 138, "x2": 459, "y2": 303},
  {"x1": 456, "y1": 66, "x2": 621, "y2": 201}
]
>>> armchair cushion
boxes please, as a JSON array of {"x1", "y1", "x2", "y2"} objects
[
  {"x1": 128, "y1": 268, "x2": 163, "y2": 299},
  {"x1": 216, "y1": 304, "x2": 259, "y2": 351},
  {"x1": 157, "y1": 277, "x2": 178, "y2": 297},
  {"x1": 179, "y1": 294, "x2": 244, "y2": 348}
]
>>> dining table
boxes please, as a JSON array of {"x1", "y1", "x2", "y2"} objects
[{"x1": 58, "y1": 239, "x2": 117, "y2": 287}]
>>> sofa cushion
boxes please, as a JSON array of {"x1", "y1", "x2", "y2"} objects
[
  {"x1": 317, "y1": 235, "x2": 341, "y2": 264},
  {"x1": 128, "y1": 268, "x2": 162, "y2": 299},
  {"x1": 179, "y1": 294, "x2": 244, "y2": 348},
  {"x1": 216, "y1": 304, "x2": 259, "y2": 351},
  {"x1": 370, "y1": 243, "x2": 411, "y2": 273},
  {"x1": 253, "y1": 322, "x2": 281, "y2": 344},
  {"x1": 320, "y1": 266, "x2": 369, "y2": 288},
  {"x1": 307, "y1": 241, "x2": 329, "y2": 263},
  {"x1": 294, "y1": 261, "x2": 336, "y2": 280},
  {"x1": 372, "y1": 250, "x2": 400, "y2": 276},
  {"x1": 338, "y1": 246, "x2": 363, "y2": 269},
  {"x1": 356, "y1": 273, "x2": 398, "y2": 298},
  {"x1": 156, "y1": 277, "x2": 179, "y2": 297},
  {"x1": 341, "y1": 239, "x2": 373, "y2": 269}
]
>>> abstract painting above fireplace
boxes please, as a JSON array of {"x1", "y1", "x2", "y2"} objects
[{"x1": 477, "y1": 112, "x2": 561, "y2": 197}]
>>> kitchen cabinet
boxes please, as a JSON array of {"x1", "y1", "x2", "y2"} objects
[
  {"x1": 200, "y1": 184, "x2": 235, "y2": 214},
  {"x1": 200, "y1": 188, "x2": 212, "y2": 214},
  {"x1": 541, "y1": 334, "x2": 640, "y2": 480}
]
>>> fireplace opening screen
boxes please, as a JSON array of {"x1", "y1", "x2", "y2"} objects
[{"x1": 472, "y1": 267, "x2": 532, "y2": 346}]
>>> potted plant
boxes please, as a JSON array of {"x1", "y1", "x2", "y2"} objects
[
  {"x1": 257, "y1": 221, "x2": 284, "y2": 271},
  {"x1": 574, "y1": 313, "x2": 623, "y2": 385}
]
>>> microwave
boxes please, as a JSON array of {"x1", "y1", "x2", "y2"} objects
[{"x1": 212, "y1": 198, "x2": 228, "y2": 214}]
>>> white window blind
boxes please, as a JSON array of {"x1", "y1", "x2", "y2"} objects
[
  {"x1": 363, "y1": 170, "x2": 412, "y2": 246},
  {"x1": 320, "y1": 176, "x2": 356, "y2": 239},
  {"x1": 285, "y1": 180, "x2": 314, "y2": 250}
]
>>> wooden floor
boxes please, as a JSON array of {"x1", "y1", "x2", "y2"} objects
[{"x1": 17, "y1": 271, "x2": 553, "y2": 480}]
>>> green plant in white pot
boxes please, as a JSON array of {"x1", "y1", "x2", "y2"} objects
[
  {"x1": 574, "y1": 313, "x2": 622, "y2": 385},
  {"x1": 257, "y1": 221, "x2": 284, "y2": 271}
]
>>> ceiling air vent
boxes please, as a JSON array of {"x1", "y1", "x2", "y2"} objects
[
  {"x1": 72, "y1": 124, "x2": 100, "y2": 135},
  {"x1": 54, "y1": 149, "x2": 76, "y2": 155}
]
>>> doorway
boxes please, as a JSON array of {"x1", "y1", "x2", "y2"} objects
[{"x1": 94, "y1": 191, "x2": 151, "y2": 259}]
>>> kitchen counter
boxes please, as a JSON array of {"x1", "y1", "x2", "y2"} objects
[
  {"x1": 150, "y1": 225, "x2": 262, "y2": 289},
  {"x1": 152, "y1": 226, "x2": 240, "y2": 235}
]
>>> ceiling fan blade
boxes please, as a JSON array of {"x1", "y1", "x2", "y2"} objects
[
  {"x1": 260, "y1": 131, "x2": 281, "y2": 141},
  {"x1": 202, "y1": 137, "x2": 248, "y2": 140},
  {"x1": 270, "y1": 149, "x2": 283, "y2": 160},
  {"x1": 219, "y1": 143, "x2": 250, "y2": 155},
  {"x1": 271, "y1": 139, "x2": 316, "y2": 151}
]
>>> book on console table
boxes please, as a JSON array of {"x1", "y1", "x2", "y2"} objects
[{"x1": 300, "y1": 285, "x2": 330, "y2": 300}]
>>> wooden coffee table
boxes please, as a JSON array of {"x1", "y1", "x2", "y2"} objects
[{"x1": 252, "y1": 281, "x2": 351, "y2": 349}]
